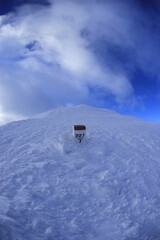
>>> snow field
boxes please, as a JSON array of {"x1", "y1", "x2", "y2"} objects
[{"x1": 0, "y1": 105, "x2": 160, "y2": 239}]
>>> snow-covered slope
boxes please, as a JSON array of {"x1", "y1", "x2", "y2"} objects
[{"x1": 0, "y1": 105, "x2": 160, "y2": 240}]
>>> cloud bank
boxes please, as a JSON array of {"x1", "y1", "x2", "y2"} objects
[{"x1": 0, "y1": 0, "x2": 159, "y2": 122}]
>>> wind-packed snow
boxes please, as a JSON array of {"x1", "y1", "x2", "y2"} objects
[{"x1": 0, "y1": 105, "x2": 160, "y2": 239}]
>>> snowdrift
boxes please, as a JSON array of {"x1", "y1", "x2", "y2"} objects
[{"x1": 0, "y1": 105, "x2": 160, "y2": 240}]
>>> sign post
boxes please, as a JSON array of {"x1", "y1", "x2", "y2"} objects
[{"x1": 73, "y1": 125, "x2": 86, "y2": 143}]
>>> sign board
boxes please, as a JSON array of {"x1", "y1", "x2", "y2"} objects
[{"x1": 73, "y1": 125, "x2": 86, "y2": 142}]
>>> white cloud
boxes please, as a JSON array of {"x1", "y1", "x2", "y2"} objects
[
  {"x1": 0, "y1": 0, "x2": 156, "y2": 121},
  {"x1": 0, "y1": 104, "x2": 23, "y2": 125}
]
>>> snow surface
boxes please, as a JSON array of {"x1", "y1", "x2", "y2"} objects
[{"x1": 0, "y1": 105, "x2": 160, "y2": 239}]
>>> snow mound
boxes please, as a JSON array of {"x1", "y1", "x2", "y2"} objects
[{"x1": 0, "y1": 105, "x2": 160, "y2": 240}]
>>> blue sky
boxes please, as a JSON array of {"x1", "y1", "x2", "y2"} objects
[{"x1": 0, "y1": 0, "x2": 160, "y2": 123}]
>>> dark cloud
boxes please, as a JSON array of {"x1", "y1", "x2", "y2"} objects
[{"x1": 0, "y1": 0, "x2": 50, "y2": 15}]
